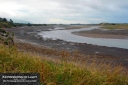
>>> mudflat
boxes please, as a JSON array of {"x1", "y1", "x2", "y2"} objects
[{"x1": 5, "y1": 25, "x2": 128, "y2": 68}]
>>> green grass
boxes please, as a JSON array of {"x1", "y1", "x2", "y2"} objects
[
  {"x1": 101, "y1": 24, "x2": 128, "y2": 30},
  {"x1": 0, "y1": 44, "x2": 128, "y2": 85},
  {"x1": 0, "y1": 22, "x2": 13, "y2": 28}
]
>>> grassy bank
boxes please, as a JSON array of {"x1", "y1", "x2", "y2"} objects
[
  {"x1": 0, "y1": 22, "x2": 14, "y2": 28},
  {"x1": 101, "y1": 24, "x2": 128, "y2": 29},
  {"x1": 0, "y1": 43, "x2": 128, "y2": 85}
]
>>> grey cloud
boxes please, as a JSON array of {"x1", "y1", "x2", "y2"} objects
[{"x1": 0, "y1": 0, "x2": 128, "y2": 23}]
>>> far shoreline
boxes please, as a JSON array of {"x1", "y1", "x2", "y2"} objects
[
  {"x1": 72, "y1": 32, "x2": 128, "y2": 39},
  {"x1": 72, "y1": 28, "x2": 128, "y2": 39}
]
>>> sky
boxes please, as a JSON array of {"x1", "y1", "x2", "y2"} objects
[{"x1": 0, "y1": 0, "x2": 128, "y2": 24}]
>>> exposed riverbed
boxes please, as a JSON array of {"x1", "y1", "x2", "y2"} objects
[{"x1": 4, "y1": 25, "x2": 128, "y2": 68}]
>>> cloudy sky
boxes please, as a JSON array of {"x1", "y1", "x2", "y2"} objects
[{"x1": 0, "y1": 0, "x2": 128, "y2": 24}]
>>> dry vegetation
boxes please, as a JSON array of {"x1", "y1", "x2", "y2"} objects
[{"x1": 0, "y1": 42, "x2": 128, "y2": 85}]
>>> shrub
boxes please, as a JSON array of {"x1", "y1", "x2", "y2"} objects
[{"x1": 0, "y1": 28, "x2": 14, "y2": 46}]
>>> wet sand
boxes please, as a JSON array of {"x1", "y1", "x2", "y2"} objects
[{"x1": 4, "y1": 25, "x2": 128, "y2": 68}]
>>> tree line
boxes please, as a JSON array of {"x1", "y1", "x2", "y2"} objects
[
  {"x1": 0, "y1": 17, "x2": 13, "y2": 23},
  {"x1": 0, "y1": 17, "x2": 48, "y2": 28}
]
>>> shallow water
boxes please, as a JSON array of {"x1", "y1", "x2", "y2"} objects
[{"x1": 38, "y1": 26, "x2": 128, "y2": 49}]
